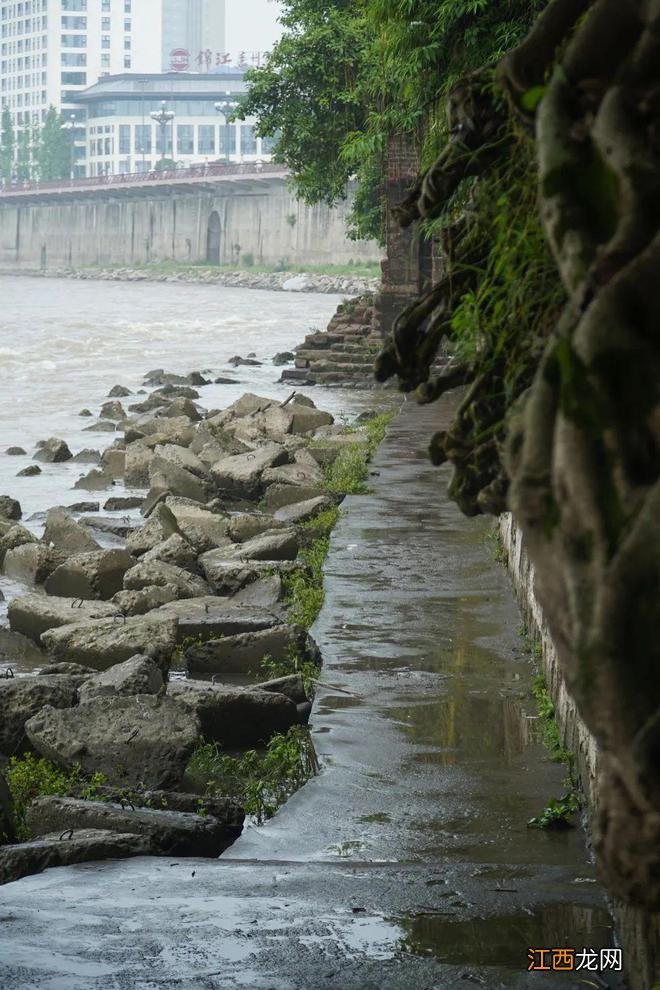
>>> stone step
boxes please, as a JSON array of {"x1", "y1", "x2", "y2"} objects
[
  {"x1": 296, "y1": 356, "x2": 376, "y2": 371},
  {"x1": 303, "y1": 361, "x2": 376, "y2": 374},
  {"x1": 302, "y1": 333, "x2": 343, "y2": 348},
  {"x1": 308, "y1": 371, "x2": 374, "y2": 385},
  {"x1": 329, "y1": 342, "x2": 373, "y2": 353}
]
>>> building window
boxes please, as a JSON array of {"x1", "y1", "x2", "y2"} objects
[
  {"x1": 157, "y1": 124, "x2": 172, "y2": 155},
  {"x1": 62, "y1": 0, "x2": 87, "y2": 9},
  {"x1": 177, "y1": 124, "x2": 193, "y2": 155},
  {"x1": 219, "y1": 124, "x2": 236, "y2": 156},
  {"x1": 124, "y1": 18, "x2": 130, "y2": 31},
  {"x1": 102, "y1": 16, "x2": 110, "y2": 30},
  {"x1": 124, "y1": 0, "x2": 131, "y2": 10},
  {"x1": 134, "y1": 123, "x2": 151, "y2": 154},
  {"x1": 135, "y1": 159, "x2": 151, "y2": 173},
  {"x1": 123, "y1": 55, "x2": 131, "y2": 68},
  {"x1": 101, "y1": 35, "x2": 110, "y2": 48},
  {"x1": 61, "y1": 52, "x2": 86, "y2": 66},
  {"x1": 118, "y1": 123, "x2": 130, "y2": 153},
  {"x1": 101, "y1": 53, "x2": 110, "y2": 68},
  {"x1": 61, "y1": 33, "x2": 86, "y2": 47},
  {"x1": 61, "y1": 15, "x2": 86, "y2": 29},
  {"x1": 240, "y1": 125, "x2": 257, "y2": 155},
  {"x1": 198, "y1": 124, "x2": 215, "y2": 155},
  {"x1": 102, "y1": 0, "x2": 111, "y2": 10},
  {"x1": 61, "y1": 70, "x2": 86, "y2": 84},
  {"x1": 119, "y1": 158, "x2": 130, "y2": 173},
  {"x1": 123, "y1": 37, "x2": 130, "y2": 49}
]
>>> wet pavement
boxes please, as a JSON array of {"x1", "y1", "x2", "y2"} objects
[{"x1": 0, "y1": 397, "x2": 625, "y2": 989}]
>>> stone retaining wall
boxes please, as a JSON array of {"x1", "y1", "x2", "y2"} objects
[
  {"x1": 282, "y1": 293, "x2": 384, "y2": 388},
  {"x1": 499, "y1": 512, "x2": 660, "y2": 990}
]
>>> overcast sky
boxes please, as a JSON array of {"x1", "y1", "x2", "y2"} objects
[{"x1": 225, "y1": 0, "x2": 283, "y2": 54}]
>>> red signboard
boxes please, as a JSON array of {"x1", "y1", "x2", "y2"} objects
[{"x1": 170, "y1": 48, "x2": 191, "y2": 72}]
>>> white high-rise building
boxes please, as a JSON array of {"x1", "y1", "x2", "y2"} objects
[
  {"x1": 0, "y1": 1, "x2": 227, "y2": 176},
  {"x1": 0, "y1": 1, "x2": 226, "y2": 126},
  {"x1": 161, "y1": 0, "x2": 225, "y2": 73}
]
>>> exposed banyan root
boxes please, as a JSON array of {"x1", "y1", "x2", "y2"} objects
[{"x1": 377, "y1": 0, "x2": 660, "y2": 909}]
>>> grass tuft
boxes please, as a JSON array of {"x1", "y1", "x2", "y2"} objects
[
  {"x1": 186, "y1": 727, "x2": 318, "y2": 824},
  {"x1": 5, "y1": 753, "x2": 106, "y2": 841}
]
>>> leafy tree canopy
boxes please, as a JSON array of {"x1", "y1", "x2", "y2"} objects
[{"x1": 238, "y1": 0, "x2": 547, "y2": 239}]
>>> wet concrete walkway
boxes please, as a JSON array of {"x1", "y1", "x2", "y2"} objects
[{"x1": 0, "y1": 398, "x2": 623, "y2": 990}]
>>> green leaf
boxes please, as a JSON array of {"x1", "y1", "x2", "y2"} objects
[{"x1": 521, "y1": 85, "x2": 547, "y2": 112}]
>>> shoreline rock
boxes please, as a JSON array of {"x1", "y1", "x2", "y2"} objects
[{"x1": 2, "y1": 266, "x2": 381, "y2": 297}]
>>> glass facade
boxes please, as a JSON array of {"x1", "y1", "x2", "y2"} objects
[
  {"x1": 198, "y1": 124, "x2": 215, "y2": 155},
  {"x1": 118, "y1": 123, "x2": 130, "y2": 153},
  {"x1": 134, "y1": 123, "x2": 151, "y2": 154},
  {"x1": 240, "y1": 125, "x2": 256, "y2": 155},
  {"x1": 177, "y1": 124, "x2": 193, "y2": 155},
  {"x1": 88, "y1": 98, "x2": 236, "y2": 119}
]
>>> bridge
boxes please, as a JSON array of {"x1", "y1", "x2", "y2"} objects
[
  {"x1": 0, "y1": 163, "x2": 291, "y2": 204},
  {"x1": 0, "y1": 165, "x2": 378, "y2": 270}
]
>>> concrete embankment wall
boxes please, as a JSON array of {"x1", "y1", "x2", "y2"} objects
[
  {"x1": 0, "y1": 178, "x2": 379, "y2": 269},
  {"x1": 499, "y1": 513, "x2": 660, "y2": 990}
]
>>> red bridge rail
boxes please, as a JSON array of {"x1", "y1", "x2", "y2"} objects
[{"x1": 0, "y1": 162, "x2": 289, "y2": 198}]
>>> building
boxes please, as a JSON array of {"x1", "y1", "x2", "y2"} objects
[
  {"x1": 0, "y1": 0, "x2": 226, "y2": 126},
  {"x1": 161, "y1": 0, "x2": 225, "y2": 73},
  {"x1": 76, "y1": 70, "x2": 272, "y2": 176},
  {"x1": 0, "y1": 1, "x2": 268, "y2": 177}
]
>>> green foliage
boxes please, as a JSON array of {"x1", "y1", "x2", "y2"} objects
[
  {"x1": 485, "y1": 527, "x2": 508, "y2": 566},
  {"x1": 300, "y1": 506, "x2": 339, "y2": 537},
  {"x1": 531, "y1": 672, "x2": 573, "y2": 767},
  {"x1": 446, "y1": 140, "x2": 565, "y2": 408},
  {"x1": 15, "y1": 127, "x2": 32, "y2": 182},
  {"x1": 238, "y1": 1, "x2": 369, "y2": 215},
  {"x1": 0, "y1": 106, "x2": 14, "y2": 182},
  {"x1": 34, "y1": 106, "x2": 72, "y2": 181},
  {"x1": 261, "y1": 646, "x2": 320, "y2": 699},
  {"x1": 239, "y1": 1, "x2": 548, "y2": 240},
  {"x1": 283, "y1": 535, "x2": 330, "y2": 628},
  {"x1": 186, "y1": 726, "x2": 318, "y2": 824},
  {"x1": 363, "y1": 410, "x2": 396, "y2": 455},
  {"x1": 528, "y1": 790, "x2": 581, "y2": 831},
  {"x1": 322, "y1": 411, "x2": 395, "y2": 494},
  {"x1": 6, "y1": 753, "x2": 106, "y2": 841},
  {"x1": 324, "y1": 444, "x2": 369, "y2": 495},
  {"x1": 528, "y1": 672, "x2": 582, "y2": 831}
]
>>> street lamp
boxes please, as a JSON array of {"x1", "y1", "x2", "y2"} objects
[
  {"x1": 150, "y1": 101, "x2": 175, "y2": 169},
  {"x1": 60, "y1": 113, "x2": 76, "y2": 181},
  {"x1": 215, "y1": 93, "x2": 240, "y2": 165}
]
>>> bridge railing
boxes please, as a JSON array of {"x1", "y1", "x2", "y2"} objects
[{"x1": 0, "y1": 162, "x2": 289, "y2": 197}]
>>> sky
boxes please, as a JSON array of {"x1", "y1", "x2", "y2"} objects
[{"x1": 225, "y1": 0, "x2": 284, "y2": 55}]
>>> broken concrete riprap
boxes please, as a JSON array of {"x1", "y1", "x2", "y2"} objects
[{"x1": 0, "y1": 377, "x2": 382, "y2": 884}]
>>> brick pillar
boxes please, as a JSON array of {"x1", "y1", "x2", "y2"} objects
[{"x1": 372, "y1": 133, "x2": 432, "y2": 338}]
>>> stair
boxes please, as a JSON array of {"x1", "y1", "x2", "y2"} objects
[{"x1": 281, "y1": 293, "x2": 385, "y2": 388}]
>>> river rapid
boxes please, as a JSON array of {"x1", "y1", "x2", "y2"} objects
[{"x1": 0, "y1": 275, "x2": 385, "y2": 628}]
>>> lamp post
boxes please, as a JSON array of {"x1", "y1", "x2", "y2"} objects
[
  {"x1": 60, "y1": 113, "x2": 76, "y2": 182},
  {"x1": 214, "y1": 93, "x2": 240, "y2": 165},
  {"x1": 150, "y1": 101, "x2": 175, "y2": 169}
]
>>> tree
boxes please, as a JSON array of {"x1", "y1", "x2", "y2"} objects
[
  {"x1": 0, "y1": 106, "x2": 14, "y2": 182},
  {"x1": 14, "y1": 127, "x2": 32, "y2": 182},
  {"x1": 34, "y1": 107, "x2": 72, "y2": 180},
  {"x1": 239, "y1": 1, "x2": 548, "y2": 241}
]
